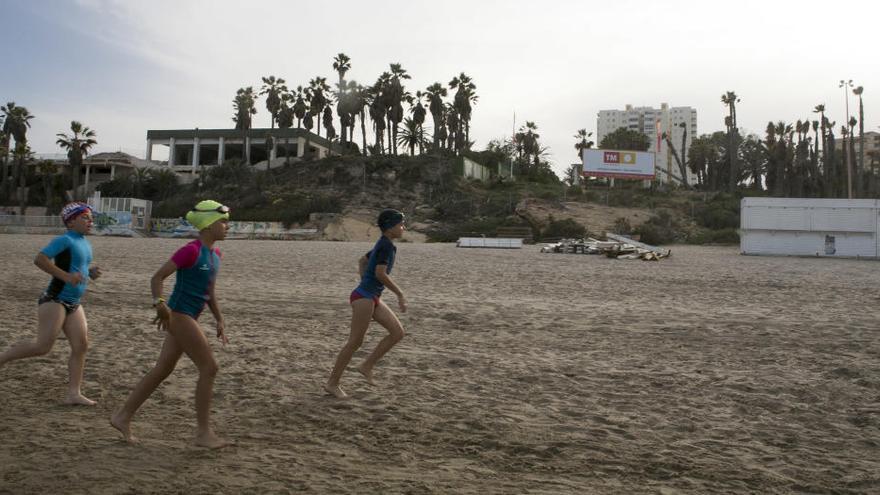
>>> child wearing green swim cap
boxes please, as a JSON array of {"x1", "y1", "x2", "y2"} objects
[{"x1": 112, "y1": 200, "x2": 231, "y2": 449}]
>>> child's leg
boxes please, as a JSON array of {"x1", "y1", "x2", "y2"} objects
[
  {"x1": 359, "y1": 300, "x2": 405, "y2": 383},
  {"x1": 111, "y1": 332, "x2": 183, "y2": 443},
  {"x1": 0, "y1": 303, "x2": 66, "y2": 368},
  {"x1": 325, "y1": 298, "x2": 375, "y2": 398},
  {"x1": 167, "y1": 313, "x2": 226, "y2": 449},
  {"x1": 61, "y1": 307, "x2": 95, "y2": 405}
]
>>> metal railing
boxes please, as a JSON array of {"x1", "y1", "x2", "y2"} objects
[{"x1": 0, "y1": 215, "x2": 66, "y2": 227}]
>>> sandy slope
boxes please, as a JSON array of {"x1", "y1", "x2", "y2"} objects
[{"x1": 1, "y1": 235, "x2": 878, "y2": 494}]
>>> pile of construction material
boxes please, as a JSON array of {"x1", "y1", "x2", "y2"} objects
[{"x1": 540, "y1": 233, "x2": 671, "y2": 260}]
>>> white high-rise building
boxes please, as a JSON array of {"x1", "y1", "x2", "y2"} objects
[{"x1": 596, "y1": 103, "x2": 698, "y2": 185}]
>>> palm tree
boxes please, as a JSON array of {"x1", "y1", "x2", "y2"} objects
[
  {"x1": 335, "y1": 80, "x2": 360, "y2": 152},
  {"x1": 386, "y1": 64, "x2": 410, "y2": 155},
  {"x1": 276, "y1": 92, "x2": 295, "y2": 166},
  {"x1": 260, "y1": 76, "x2": 287, "y2": 129},
  {"x1": 37, "y1": 160, "x2": 59, "y2": 212},
  {"x1": 516, "y1": 121, "x2": 540, "y2": 170},
  {"x1": 308, "y1": 77, "x2": 331, "y2": 138},
  {"x1": 369, "y1": 78, "x2": 388, "y2": 154},
  {"x1": 0, "y1": 119, "x2": 9, "y2": 202},
  {"x1": 2, "y1": 102, "x2": 34, "y2": 201},
  {"x1": 721, "y1": 91, "x2": 740, "y2": 191},
  {"x1": 323, "y1": 106, "x2": 336, "y2": 144},
  {"x1": 396, "y1": 118, "x2": 426, "y2": 156},
  {"x1": 353, "y1": 83, "x2": 370, "y2": 155},
  {"x1": 232, "y1": 87, "x2": 257, "y2": 130},
  {"x1": 12, "y1": 143, "x2": 33, "y2": 214},
  {"x1": 573, "y1": 129, "x2": 594, "y2": 159},
  {"x1": 233, "y1": 87, "x2": 257, "y2": 162},
  {"x1": 424, "y1": 82, "x2": 447, "y2": 150},
  {"x1": 853, "y1": 86, "x2": 865, "y2": 196},
  {"x1": 813, "y1": 104, "x2": 832, "y2": 196},
  {"x1": 332, "y1": 53, "x2": 352, "y2": 144},
  {"x1": 449, "y1": 72, "x2": 477, "y2": 150},
  {"x1": 302, "y1": 109, "x2": 315, "y2": 160},
  {"x1": 445, "y1": 103, "x2": 460, "y2": 152},
  {"x1": 292, "y1": 86, "x2": 308, "y2": 129},
  {"x1": 410, "y1": 91, "x2": 427, "y2": 154},
  {"x1": 56, "y1": 121, "x2": 97, "y2": 200},
  {"x1": 848, "y1": 116, "x2": 858, "y2": 195}
]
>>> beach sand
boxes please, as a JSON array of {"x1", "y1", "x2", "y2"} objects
[{"x1": 1, "y1": 234, "x2": 878, "y2": 494}]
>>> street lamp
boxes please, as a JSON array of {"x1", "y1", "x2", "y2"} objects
[{"x1": 839, "y1": 79, "x2": 853, "y2": 198}]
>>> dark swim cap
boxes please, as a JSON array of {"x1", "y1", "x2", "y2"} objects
[{"x1": 377, "y1": 209, "x2": 405, "y2": 231}]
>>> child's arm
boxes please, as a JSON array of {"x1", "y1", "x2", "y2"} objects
[
  {"x1": 375, "y1": 265, "x2": 406, "y2": 313},
  {"x1": 34, "y1": 253, "x2": 82, "y2": 286},
  {"x1": 150, "y1": 260, "x2": 177, "y2": 331},
  {"x1": 206, "y1": 281, "x2": 228, "y2": 345}
]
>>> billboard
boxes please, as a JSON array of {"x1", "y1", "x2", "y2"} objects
[{"x1": 582, "y1": 149, "x2": 655, "y2": 179}]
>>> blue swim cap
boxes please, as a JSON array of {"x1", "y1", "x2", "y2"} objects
[{"x1": 377, "y1": 209, "x2": 405, "y2": 231}]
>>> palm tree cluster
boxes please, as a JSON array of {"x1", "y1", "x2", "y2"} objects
[
  {"x1": 0, "y1": 102, "x2": 99, "y2": 212},
  {"x1": 686, "y1": 88, "x2": 876, "y2": 198},
  {"x1": 2, "y1": 102, "x2": 35, "y2": 212},
  {"x1": 232, "y1": 54, "x2": 478, "y2": 158},
  {"x1": 482, "y1": 120, "x2": 557, "y2": 182}
]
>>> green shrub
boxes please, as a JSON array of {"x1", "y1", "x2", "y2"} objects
[
  {"x1": 541, "y1": 216, "x2": 587, "y2": 240},
  {"x1": 633, "y1": 210, "x2": 681, "y2": 245},
  {"x1": 688, "y1": 228, "x2": 740, "y2": 245}
]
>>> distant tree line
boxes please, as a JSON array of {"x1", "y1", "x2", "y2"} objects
[{"x1": 233, "y1": 53, "x2": 478, "y2": 159}]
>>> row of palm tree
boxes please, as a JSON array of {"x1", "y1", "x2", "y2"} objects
[
  {"x1": 578, "y1": 88, "x2": 873, "y2": 198},
  {"x1": 685, "y1": 87, "x2": 876, "y2": 198},
  {"x1": 1, "y1": 101, "x2": 98, "y2": 212},
  {"x1": 230, "y1": 54, "x2": 478, "y2": 159}
]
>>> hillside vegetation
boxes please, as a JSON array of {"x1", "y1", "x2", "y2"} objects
[{"x1": 99, "y1": 153, "x2": 746, "y2": 245}]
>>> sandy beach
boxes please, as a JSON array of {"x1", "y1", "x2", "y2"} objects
[{"x1": 1, "y1": 234, "x2": 879, "y2": 494}]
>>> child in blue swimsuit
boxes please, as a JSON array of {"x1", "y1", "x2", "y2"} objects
[
  {"x1": 0, "y1": 202, "x2": 101, "y2": 406},
  {"x1": 112, "y1": 200, "x2": 231, "y2": 448},
  {"x1": 325, "y1": 209, "x2": 408, "y2": 399}
]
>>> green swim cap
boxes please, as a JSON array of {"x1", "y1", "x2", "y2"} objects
[{"x1": 186, "y1": 200, "x2": 230, "y2": 231}]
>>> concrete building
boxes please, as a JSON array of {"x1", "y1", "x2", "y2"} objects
[
  {"x1": 145, "y1": 127, "x2": 337, "y2": 177},
  {"x1": 834, "y1": 130, "x2": 880, "y2": 170},
  {"x1": 597, "y1": 103, "x2": 698, "y2": 185},
  {"x1": 32, "y1": 151, "x2": 162, "y2": 198}
]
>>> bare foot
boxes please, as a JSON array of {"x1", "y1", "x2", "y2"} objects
[
  {"x1": 65, "y1": 394, "x2": 96, "y2": 406},
  {"x1": 195, "y1": 430, "x2": 230, "y2": 449},
  {"x1": 323, "y1": 383, "x2": 348, "y2": 399},
  {"x1": 357, "y1": 364, "x2": 376, "y2": 386},
  {"x1": 110, "y1": 413, "x2": 138, "y2": 444}
]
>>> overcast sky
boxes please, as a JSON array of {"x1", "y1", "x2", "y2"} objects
[{"x1": 2, "y1": 0, "x2": 877, "y2": 177}]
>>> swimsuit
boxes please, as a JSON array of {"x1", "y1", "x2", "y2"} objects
[
  {"x1": 166, "y1": 240, "x2": 221, "y2": 319},
  {"x1": 37, "y1": 230, "x2": 92, "y2": 312}
]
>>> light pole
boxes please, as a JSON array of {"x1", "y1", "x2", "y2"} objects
[{"x1": 840, "y1": 79, "x2": 853, "y2": 198}]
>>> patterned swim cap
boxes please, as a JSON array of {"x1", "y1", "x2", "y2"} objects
[{"x1": 61, "y1": 202, "x2": 92, "y2": 224}]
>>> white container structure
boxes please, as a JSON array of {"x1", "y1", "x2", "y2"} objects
[
  {"x1": 456, "y1": 237, "x2": 523, "y2": 249},
  {"x1": 740, "y1": 197, "x2": 880, "y2": 258}
]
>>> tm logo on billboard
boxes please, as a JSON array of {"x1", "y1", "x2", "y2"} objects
[
  {"x1": 602, "y1": 151, "x2": 637, "y2": 165},
  {"x1": 583, "y1": 149, "x2": 655, "y2": 180}
]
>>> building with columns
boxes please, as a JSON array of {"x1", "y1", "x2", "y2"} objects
[
  {"x1": 597, "y1": 103, "x2": 698, "y2": 186},
  {"x1": 145, "y1": 127, "x2": 337, "y2": 176}
]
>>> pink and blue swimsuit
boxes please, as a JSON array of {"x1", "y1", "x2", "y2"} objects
[{"x1": 167, "y1": 240, "x2": 221, "y2": 319}]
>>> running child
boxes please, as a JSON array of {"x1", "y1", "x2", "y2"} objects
[
  {"x1": 0, "y1": 202, "x2": 101, "y2": 405},
  {"x1": 111, "y1": 200, "x2": 230, "y2": 448},
  {"x1": 325, "y1": 209, "x2": 408, "y2": 399}
]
